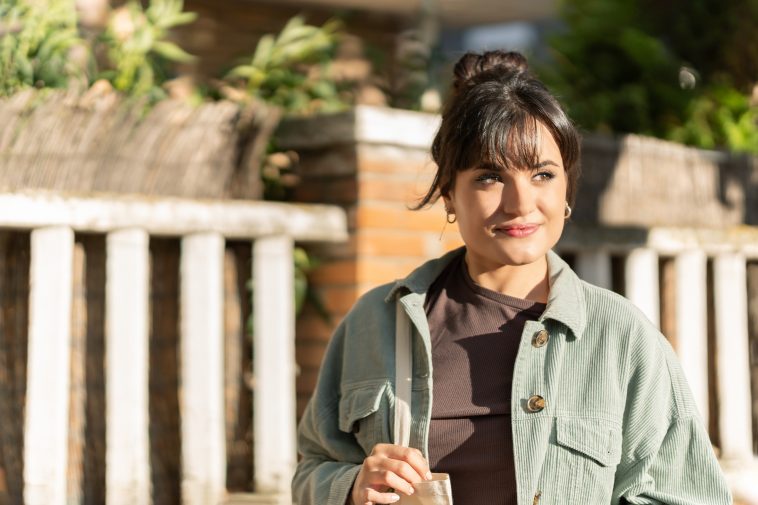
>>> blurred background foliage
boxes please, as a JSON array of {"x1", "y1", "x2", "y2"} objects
[
  {"x1": 100, "y1": 0, "x2": 196, "y2": 99},
  {"x1": 1, "y1": 0, "x2": 755, "y2": 150},
  {"x1": 542, "y1": 0, "x2": 758, "y2": 153},
  {"x1": 0, "y1": 0, "x2": 84, "y2": 95},
  {"x1": 0, "y1": 0, "x2": 352, "y2": 114},
  {"x1": 224, "y1": 15, "x2": 348, "y2": 115},
  {"x1": 0, "y1": 0, "x2": 198, "y2": 100}
]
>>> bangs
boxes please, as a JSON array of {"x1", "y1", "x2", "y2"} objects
[
  {"x1": 453, "y1": 110, "x2": 543, "y2": 174},
  {"x1": 480, "y1": 113, "x2": 541, "y2": 171}
]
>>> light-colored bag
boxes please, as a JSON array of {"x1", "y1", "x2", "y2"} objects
[{"x1": 395, "y1": 300, "x2": 453, "y2": 505}]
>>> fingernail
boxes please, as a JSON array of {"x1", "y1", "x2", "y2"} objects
[
  {"x1": 388, "y1": 493, "x2": 400, "y2": 503},
  {"x1": 408, "y1": 486, "x2": 415, "y2": 495},
  {"x1": 426, "y1": 472, "x2": 433, "y2": 480}
]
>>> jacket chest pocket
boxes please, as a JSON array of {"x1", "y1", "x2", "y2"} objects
[
  {"x1": 338, "y1": 380, "x2": 393, "y2": 455},
  {"x1": 542, "y1": 417, "x2": 622, "y2": 504}
]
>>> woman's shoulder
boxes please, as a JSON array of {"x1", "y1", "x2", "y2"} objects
[
  {"x1": 578, "y1": 279, "x2": 659, "y2": 336},
  {"x1": 341, "y1": 281, "x2": 402, "y2": 328},
  {"x1": 576, "y1": 280, "x2": 698, "y2": 417},
  {"x1": 574, "y1": 279, "x2": 676, "y2": 365}
]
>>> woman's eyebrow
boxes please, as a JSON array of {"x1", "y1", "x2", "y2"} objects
[
  {"x1": 476, "y1": 160, "x2": 560, "y2": 170},
  {"x1": 534, "y1": 160, "x2": 560, "y2": 168}
]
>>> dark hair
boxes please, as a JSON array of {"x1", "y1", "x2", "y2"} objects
[{"x1": 416, "y1": 50, "x2": 581, "y2": 208}]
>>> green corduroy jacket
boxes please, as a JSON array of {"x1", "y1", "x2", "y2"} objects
[{"x1": 293, "y1": 248, "x2": 732, "y2": 505}]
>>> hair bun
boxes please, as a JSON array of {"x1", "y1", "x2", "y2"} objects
[{"x1": 452, "y1": 50, "x2": 529, "y2": 91}]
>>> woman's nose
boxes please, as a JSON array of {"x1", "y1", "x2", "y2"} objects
[{"x1": 502, "y1": 177, "x2": 535, "y2": 216}]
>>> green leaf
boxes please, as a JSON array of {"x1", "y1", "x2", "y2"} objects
[
  {"x1": 171, "y1": 11, "x2": 197, "y2": 26},
  {"x1": 226, "y1": 65, "x2": 256, "y2": 79},
  {"x1": 152, "y1": 40, "x2": 194, "y2": 62},
  {"x1": 251, "y1": 34, "x2": 274, "y2": 69}
]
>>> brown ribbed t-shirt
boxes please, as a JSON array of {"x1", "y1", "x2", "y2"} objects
[{"x1": 424, "y1": 254, "x2": 546, "y2": 505}]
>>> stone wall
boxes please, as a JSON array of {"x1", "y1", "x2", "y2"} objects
[{"x1": 576, "y1": 134, "x2": 758, "y2": 228}]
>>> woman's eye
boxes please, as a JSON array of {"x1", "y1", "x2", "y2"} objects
[
  {"x1": 533, "y1": 170, "x2": 555, "y2": 182},
  {"x1": 475, "y1": 172, "x2": 502, "y2": 184}
]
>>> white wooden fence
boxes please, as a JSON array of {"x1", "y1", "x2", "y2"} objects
[
  {"x1": 559, "y1": 225, "x2": 758, "y2": 503},
  {"x1": 0, "y1": 191, "x2": 347, "y2": 505}
]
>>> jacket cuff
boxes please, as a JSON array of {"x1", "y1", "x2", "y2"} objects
[{"x1": 329, "y1": 464, "x2": 361, "y2": 505}]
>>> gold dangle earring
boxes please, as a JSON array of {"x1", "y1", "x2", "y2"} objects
[{"x1": 564, "y1": 202, "x2": 572, "y2": 219}]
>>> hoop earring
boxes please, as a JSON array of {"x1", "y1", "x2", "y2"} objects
[
  {"x1": 564, "y1": 202, "x2": 572, "y2": 219},
  {"x1": 445, "y1": 208, "x2": 457, "y2": 224}
]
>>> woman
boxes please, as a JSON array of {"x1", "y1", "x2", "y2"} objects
[{"x1": 292, "y1": 51, "x2": 731, "y2": 505}]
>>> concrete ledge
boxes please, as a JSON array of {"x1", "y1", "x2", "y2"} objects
[
  {"x1": 276, "y1": 105, "x2": 440, "y2": 150},
  {"x1": 559, "y1": 224, "x2": 758, "y2": 257},
  {"x1": 0, "y1": 191, "x2": 347, "y2": 242}
]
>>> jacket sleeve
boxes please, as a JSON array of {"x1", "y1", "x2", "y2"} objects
[
  {"x1": 291, "y1": 320, "x2": 366, "y2": 505},
  {"x1": 613, "y1": 327, "x2": 732, "y2": 505},
  {"x1": 615, "y1": 416, "x2": 732, "y2": 504}
]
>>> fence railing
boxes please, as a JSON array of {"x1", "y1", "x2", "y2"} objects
[
  {"x1": 0, "y1": 191, "x2": 347, "y2": 505},
  {"x1": 559, "y1": 224, "x2": 758, "y2": 502}
]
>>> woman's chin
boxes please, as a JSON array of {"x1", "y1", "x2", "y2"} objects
[{"x1": 468, "y1": 246, "x2": 548, "y2": 270}]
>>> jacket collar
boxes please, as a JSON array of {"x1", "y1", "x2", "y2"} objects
[
  {"x1": 385, "y1": 247, "x2": 587, "y2": 340},
  {"x1": 540, "y1": 250, "x2": 587, "y2": 340}
]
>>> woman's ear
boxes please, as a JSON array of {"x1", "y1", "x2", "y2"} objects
[{"x1": 442, "y1": 195, "x2": 453, "y2": 213}]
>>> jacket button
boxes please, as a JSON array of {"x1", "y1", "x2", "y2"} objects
[
  {"x1": 532, "y1": 330, "x2": 549, "y2": 348},
  {"x1": 526, "y1": 395, "x2": 545, "y2": 412}
]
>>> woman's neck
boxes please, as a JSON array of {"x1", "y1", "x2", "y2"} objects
[{"x1": 463, "y1": 252, "x2": 550, "y2": 302}]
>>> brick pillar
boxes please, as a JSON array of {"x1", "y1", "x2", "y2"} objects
[{"x1": 279, "y1": 106, "x2": 464, "y2": 416}]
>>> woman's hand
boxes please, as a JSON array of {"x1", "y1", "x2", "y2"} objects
[{"x1": 350, "y1": 443, "x2": 432, "y2": 505}]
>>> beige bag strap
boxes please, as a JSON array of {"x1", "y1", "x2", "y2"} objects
[
  {"x1": 394, "y1": 300, "x2": 454, "y2": 505},
  {"x1": 394, "y1": 298, "x2": 413, "y2": 447}
]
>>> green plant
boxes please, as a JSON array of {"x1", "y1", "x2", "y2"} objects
[
  {"x1": 542, "y1": 0, "x2": 689, "y2": 136},
  {"x1": 0, "y1": 0, "x2": 85, "y2": 96},
  {"x1": 99, "y1": 0, "x2": 196, "y2": 99},
  {"x1": 543, "y1": 0, "x2": 758, "y2": 153},
  {"x1": 225, "y1": 16, "x2": 347, "y2": 114},
  {"x1": 668, "y1": 81, "x2": 758, "y2": 153}
]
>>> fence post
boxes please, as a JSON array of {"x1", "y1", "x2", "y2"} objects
[
  {"x1": 253, "y1": 235, "x2": 296, "y2": 502},
  {"x1": 713, "y1": 253, "x2": 753, "y2": 461},
  {"x1": 106, "y1": 229, "x2": 151, "y2": 505},
  {"x1": 575, "y1": 250, "x2": 613, "y2": 289},
  {"x1": 181, "y1": 233, "x2": 227, "y2": 505},
  {"x1": 624, "y1": 248, "x2": 660, "y2": 328},
  {"x1": 24, "y1": 227, "x2": 74, "y2": 505},
  {"x1": 674, "y1": 250, "x2": 709, "y2": 426}
]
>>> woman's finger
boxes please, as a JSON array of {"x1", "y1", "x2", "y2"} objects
[
  {"x1": 362, "y1": 486, "x2": 402, "y2": 504},
  {"x1": 376, "y1": 445, "x2": 431, "y2": 482},
  {"x1": 364, "y1": 469, "x2": 415, "y2": 496},
  {"x1": 382, "y1": 457, "x2": 427, "y2": 487},
  {"x1": 352, "y1": 444, "x2": 431, "y2": 505}
]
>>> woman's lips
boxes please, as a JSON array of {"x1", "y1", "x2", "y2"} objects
[{"x1": 496, "y1": 224, "x2": 539, "y2": 237}]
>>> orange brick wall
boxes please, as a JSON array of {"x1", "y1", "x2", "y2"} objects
[{"x1": 290, "y1": 129, "x2": 464, "y2": 416}]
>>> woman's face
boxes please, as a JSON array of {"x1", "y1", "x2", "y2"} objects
[{"x1": 444, "y1": 123, "x2": 568, "y2": 271}]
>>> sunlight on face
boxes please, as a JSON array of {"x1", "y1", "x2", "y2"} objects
[{"x1": 444, "y1": 122, "x2": 568, "y2": 274}]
